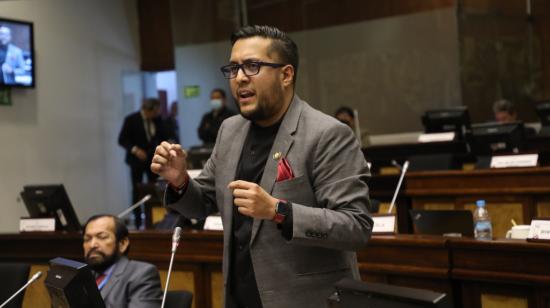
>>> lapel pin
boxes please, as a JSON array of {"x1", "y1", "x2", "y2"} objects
[{"x1": 273, "y1": 151, "x2": 282, "y2": 161}]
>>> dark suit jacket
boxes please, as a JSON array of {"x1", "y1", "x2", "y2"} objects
[
  {"x1": 167, "y1": 95, "x2": 373, "y2": 308},
  {"x1": 197, "y1": 106, "x2": 236, "y2": 145},
  {"x1": 100, "y1": 257, "x2": 163, "y2": 308},
  {"x1": 118, "y1": 111, "x2": 165, "y2": 167}
]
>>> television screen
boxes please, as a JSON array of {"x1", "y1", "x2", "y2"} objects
[
  {"x1": 470, "y1": 122, "x2": 525, "y2": 155},
  {"x1": 421, "y1": 107, "x2": 471, "y2": 139},
  {"x1": 0, "y1": 17, "x2": 34, "y2": 88},
  {"x1": 45, "y1": 257, "x2": 105, "y2": 308},
  {"x1": 20, "y1": 184, "x2": 82, "y2": 232}
]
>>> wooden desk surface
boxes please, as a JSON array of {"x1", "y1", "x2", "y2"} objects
[
  {"x1": 2, "y1": 231, "x2": 550, "y2": 308},
  {"x1": 405, "y1": 166, "x2": 550, "y2": 196}
]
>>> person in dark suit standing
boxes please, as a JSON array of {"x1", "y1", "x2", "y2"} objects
[
  {"x1": 118, "y1": 98, "x2": 164, "y2": 229},
  {"x1": 83, "y1": 214, "x2": 163, "y2": 308},
  {"x1": 197, "y1": 88, "x2": 236, "y2": 146}
]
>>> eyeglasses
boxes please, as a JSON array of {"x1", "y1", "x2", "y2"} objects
[{"x1": 220, "y1": 61, "x2": 286, "y2": 79}]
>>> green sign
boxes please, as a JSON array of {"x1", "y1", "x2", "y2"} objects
[
  {"x1": 183, "y1": 85, "x2": 200, "y2": 98},
  {"x1": 0, "y1": 88, "x2": 11, "y2": 106}
]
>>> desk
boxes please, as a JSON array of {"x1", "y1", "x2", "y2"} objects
[
  {"x1": 404, "y1": 167, "x2": 550, "y2": 237},
  {"x1": 368, "y1": 167, "x2": 550, "y2": 236},
  {"x1": 2, "y1": 232, "x2": 550, "y2": 308}
]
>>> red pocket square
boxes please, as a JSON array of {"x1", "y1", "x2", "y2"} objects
[{"x1": 276, "y1": 158, "x2": 294, "y2": 182}]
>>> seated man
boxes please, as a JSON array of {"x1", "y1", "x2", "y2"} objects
[
  {"x1": 493, "y1": 99, "x2": 536, "y2": 136},
  {"x1": 83, "y1": 214, "x2": 163, "y2": 308}
]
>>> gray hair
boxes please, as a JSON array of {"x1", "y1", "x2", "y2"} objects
[{"x1": 493, "y1": 99, "x2": 516, "y2": 114}]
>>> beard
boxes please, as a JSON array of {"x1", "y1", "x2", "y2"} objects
[
  {"x1": 85, "y1": 245, "x2": 121, "y2": 273},
  {"x1": 237, "y1": 84, "x2": 285, "y2": 123}
]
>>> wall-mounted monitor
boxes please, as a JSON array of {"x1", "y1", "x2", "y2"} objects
[
  {"x1": 421, "y1": 107, "x2": 471, "y2": 140},
  {"x1": 20, "y1": 185, "x2": 82, "y2": 232},
  {"x1": 0, "y1": 17, "x2": 35, "y2": 88}
]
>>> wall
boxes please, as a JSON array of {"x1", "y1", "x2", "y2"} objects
[
  {"x1": 175, "y1": 8, "x2": 461, "y2": 147},
  {"x1": 293, "y1": 8, "x2": 461, "y2": 134},
  {"x1": 0, "y1": 0, "x2": 140, "y2": 232},
  {"x1": 459, "y1": 0, "x2": 550, "y2": 122},
  {"x1": 175, "y1": 40, "x2": 233, "y2": 148}
]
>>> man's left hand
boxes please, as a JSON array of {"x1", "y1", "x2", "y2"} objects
[{"x1": 228, "y1": 180, "x2": 278, "y2": 220}]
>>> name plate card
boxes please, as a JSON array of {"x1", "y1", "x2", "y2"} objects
[
  {"x1": 372, "y1": 215, "x2": 396, "y2": 234},
  {"x1": 203, "y1": 215, "x2": 223, "y2": 231},
  {"x1": 417, "y1": 132, "x2": 455, "y2": 143},
  {"x1": 490, "y1": 154, "x2": 538, "y2": 168},
  {"x1": 528, "y1": 220, "x2": 550, "y2": 240},
  {"x1": 19, "y1": 217, "x2": 55, "y2": 232}
]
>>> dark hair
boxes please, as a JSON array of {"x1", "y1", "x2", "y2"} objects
[
  {"x1": 493, "y1": 99, "x2": 516, "y2": 114},
  {"x1": 335, "y1": 106, "x2": 355, "y2": 119},
  {"x1": 231, "y1": 25, "x2": 299, "y2": 84},
  {"x1": 211, "y1": 88, "x2": 226, "y2": 98},
  {"x1": 83, "y1": 214, "x2": 130, "y2": 255},
  {"x1": 142, "y1": 98, "x2": 161, "y2": 111}
]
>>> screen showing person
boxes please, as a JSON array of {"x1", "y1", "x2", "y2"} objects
[{"x1": 0, "y1": 18, "x2": 34, "y2": 87}]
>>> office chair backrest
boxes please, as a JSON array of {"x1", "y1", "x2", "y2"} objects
[
  {"x1": 165, "y1": 290, "x2": 193, "y2": 308},
  {"x1": 0, "y1": 263, "x2": 31, "y2": 308}
]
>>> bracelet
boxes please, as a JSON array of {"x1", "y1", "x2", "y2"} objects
[{"x1": 169, "y1": 173, "x2": 189, "y2": 194}]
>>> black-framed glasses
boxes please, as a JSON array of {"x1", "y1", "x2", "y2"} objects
[{"x1": 220, "y1": 61, "x2": 286, "y2": 79}]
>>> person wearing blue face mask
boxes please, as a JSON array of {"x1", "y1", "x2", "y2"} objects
[{"x1": 198, "y1": 88, "x2": 236, "y2": 145}]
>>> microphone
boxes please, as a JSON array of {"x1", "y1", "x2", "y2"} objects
[
  {"x1": 388, "y1": 160, "x2": 409, "y2": 214},
  {"x1": 171, "y1": 226, "x2": 182, "y2": 253},
  {"x1": 161, "y1": 227, "x2": 182, "y2": 308},
  {"x1": 117, "y1": 194, "x2": 152, "y2": 219},
  {"x1": 0, "y1": 271, "x2": 42, "y2": 308},
  {"x1": 353, "y1": 109, "x2": 362, "y2": 147}
]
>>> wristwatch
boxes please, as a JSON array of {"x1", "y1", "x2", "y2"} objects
[{"x1": 273, "y1": 200, "x2": 290, "y2": 224}]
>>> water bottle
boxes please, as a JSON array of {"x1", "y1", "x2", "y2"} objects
[{"x1": 474, "y1": 200, "x2": 492, "y2": 240}]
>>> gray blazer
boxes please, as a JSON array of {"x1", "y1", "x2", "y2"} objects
[
  {"x1": 167, "y1": 95, "x2": 372, "y2": 308},
  {"x1": 100, "y1": 257, "x2": 163, "y2": 308}
]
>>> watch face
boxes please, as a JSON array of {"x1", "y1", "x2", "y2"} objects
[
  {"x1": 277, "y1": 200, "x2": 290, "y2": 215},
  {"x1": 274, "y1": 200, "x2": 290, "y2": 223}
]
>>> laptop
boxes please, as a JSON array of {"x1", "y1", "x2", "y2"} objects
[{"x1": 409, "y1": 209, "x2": 474, "y2": 237}]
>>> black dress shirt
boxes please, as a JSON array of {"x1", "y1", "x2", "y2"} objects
[{"x1": 229, "y1": 121, "x2": 280, "y2": 308}]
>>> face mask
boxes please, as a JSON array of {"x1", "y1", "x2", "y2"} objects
[{"x1": 210, "y1": 99, "x2": 222, "y2": 109}]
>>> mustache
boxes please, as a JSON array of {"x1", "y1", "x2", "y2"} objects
[{"x1": 86, "y1": 248, "x2": 106, "y2": 260}]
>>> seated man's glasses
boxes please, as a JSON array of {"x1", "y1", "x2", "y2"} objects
[{"x1": 220, "y1": 61, "x2": 286, "y2": 79}]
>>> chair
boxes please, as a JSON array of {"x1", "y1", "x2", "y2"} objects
[
  {"x1": 0, "y1": 263, "x2": 31, "y2": 308},
  {"x1": 165, "y1": 290, "x2": 193, "y2": 308}
]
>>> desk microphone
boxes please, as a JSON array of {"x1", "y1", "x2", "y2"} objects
[
  {"x1": 0, "y1": 271, "x2": 42, "y2": 308},
  {"x1": 161, "y1": 227, "x2": 182, "y2": 308},
  {"x1": 117, "y1": 194, "x2": 152, "y2": 219},
  {"x1": 388, "y1": 160, "x2": 409, "y2": 214}
]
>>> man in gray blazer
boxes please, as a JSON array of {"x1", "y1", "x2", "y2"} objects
[
  {"x1": 83, "y1": 214, "x2": 163, "y2": 308},
  {"x1": 151, "y1": 25, "x2": 372, "y2": 308}
]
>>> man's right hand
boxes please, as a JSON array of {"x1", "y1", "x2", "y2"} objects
[{"x1": 151, "y1": 141, "x2": 188, "y2": 187}]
